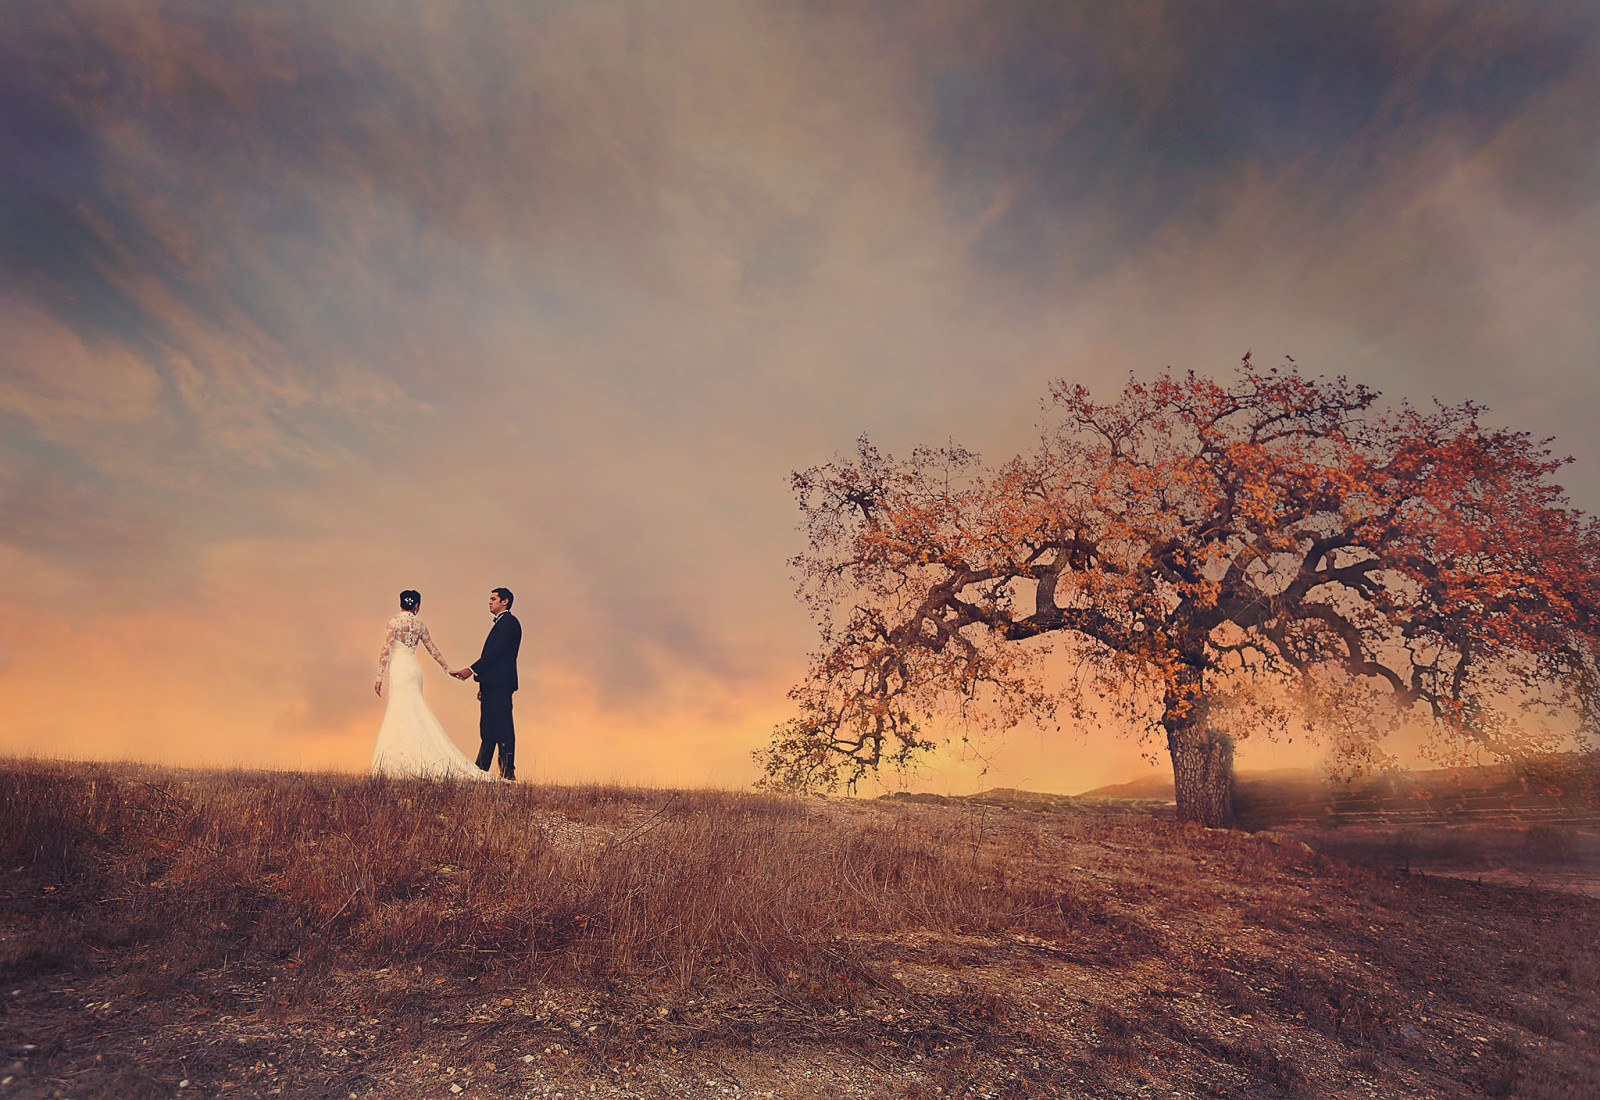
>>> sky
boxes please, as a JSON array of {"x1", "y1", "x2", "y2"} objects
[{"x1": 2, "y1": 0, "x2": 1597, "y2": 794}]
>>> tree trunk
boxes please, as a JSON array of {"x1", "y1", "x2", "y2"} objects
[{"x1": 1167, "y1": 723, "x2": 1236, "y2": 828}]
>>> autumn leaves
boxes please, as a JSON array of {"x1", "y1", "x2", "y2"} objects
[{"x1": 761, "y1": 361, "x2": 1600, "y2": 827}]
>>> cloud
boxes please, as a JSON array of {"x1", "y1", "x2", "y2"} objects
[
  {"x1": 274, "y1": 650, "x2": 383, "y2": 744},
  {"x1": 0, "y1": 297, "x2": 164, "y2": 423},
  {"x1": 0, "y1": 0, "x2": 1596, "y2": 790}
]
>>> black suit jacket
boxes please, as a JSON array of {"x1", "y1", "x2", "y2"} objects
[{"x1": 471, "y1": 612, "x2": 521, "y2": 691}]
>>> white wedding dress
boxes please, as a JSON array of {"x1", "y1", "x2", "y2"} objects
[{"x1": 372, "y1": 611, "x2": 486, "y2": 779}]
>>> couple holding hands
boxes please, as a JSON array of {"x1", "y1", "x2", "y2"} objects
[{"x1": 372, "y1": 587, "x2": 521, "y2": 781}]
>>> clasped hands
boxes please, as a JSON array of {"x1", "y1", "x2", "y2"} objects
[{"x1": 375, "y1": 669, "x2": 473, "y2": 698}]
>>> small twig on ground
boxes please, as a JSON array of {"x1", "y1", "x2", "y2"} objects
[
  {"x1": 316, "y1": 885, "x2": 364, "y2": 933},
  {"x1": 616, "y1": 794, "x2": 682, "y2": 845}
]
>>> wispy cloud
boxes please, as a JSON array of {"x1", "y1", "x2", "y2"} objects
[{"x1": 2, "y1": 0, "x2": 1596, "y2": 789}]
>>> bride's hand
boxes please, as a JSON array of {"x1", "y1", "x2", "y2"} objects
[{"x1": 373, "y1": 680, "x2": 383, "y2": 697}]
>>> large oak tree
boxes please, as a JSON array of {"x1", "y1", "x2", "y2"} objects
[{"x1": 761, "y1": 361, "x2": 1600, "y2": 826}]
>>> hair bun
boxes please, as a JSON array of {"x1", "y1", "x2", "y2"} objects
[{"x1": 399, "y1": 589, "x2": 421, "y2": 611}]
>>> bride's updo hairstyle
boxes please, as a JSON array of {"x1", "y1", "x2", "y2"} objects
[{"x1": 399, "y1": 590, "x2": 421, "y2": 612}]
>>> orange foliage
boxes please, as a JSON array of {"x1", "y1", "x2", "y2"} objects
[{"x1": 761, "y1": 358, "x2": 1600, "y2": 820}]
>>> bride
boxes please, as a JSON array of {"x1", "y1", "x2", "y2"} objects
[{"x1": 371, "y1": 590, "x2": 486, "y2": 779}]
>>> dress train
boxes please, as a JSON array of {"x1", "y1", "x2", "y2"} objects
[{"x1": 371, "y1": 614, "x2": 486, "y2": 780}]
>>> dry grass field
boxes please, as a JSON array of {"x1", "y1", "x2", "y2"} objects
[{"x1": 2, "y1": 759, "x2": 1597, "y2": 1099}]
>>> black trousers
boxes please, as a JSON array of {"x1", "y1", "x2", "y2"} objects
[{"x1": 475, "y1": 685, "x2": 515, "y2": 775}]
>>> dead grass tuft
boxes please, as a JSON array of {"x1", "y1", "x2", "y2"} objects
[{"x1": 0, "y1": 764, "x2": 1112, "y2": 1003}]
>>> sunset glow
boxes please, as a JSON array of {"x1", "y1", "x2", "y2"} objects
[{"x1": 3, "y1": 2, "x2": 1596, "y2": 792}]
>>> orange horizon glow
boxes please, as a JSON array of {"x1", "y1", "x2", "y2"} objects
[{"x1": 2, "y1": 2, "x2": 1596, "y2": 794}]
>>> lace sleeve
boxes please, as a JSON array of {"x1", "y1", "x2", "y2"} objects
[
  {"x1": 419, "y1": 622, "x2": 451, "y2": 671},
  {"x1": 376, "y1": 618, "x2": 400, "y2": 682}
]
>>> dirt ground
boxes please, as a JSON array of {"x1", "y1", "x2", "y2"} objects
[{"x1": 2, "y1": 768, "x2": 1597, "y2": 1099}]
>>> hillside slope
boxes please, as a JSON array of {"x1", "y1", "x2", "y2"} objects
[{"x1": 2, "y1": 760, "x2": 1597, "y2": 1099}]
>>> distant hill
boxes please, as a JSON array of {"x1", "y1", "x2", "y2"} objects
[
  {"x1": 878, "y1": 787, "x2": 1091, "y2": 814},
  {"x1": 881, "y1": 754, "x2": 1600, "y2": 828},
  {"x1": 1231, "y1": 755, "x2": 1599, "y2": 827},
  {"x1": 1079, "y1": 755, "x2": 1600, "y2": 826},
  {"x1": 1076, "y1": 773, "x2": 1177, "y2": 801}
]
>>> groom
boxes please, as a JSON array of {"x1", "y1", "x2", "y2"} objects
[{"x1": 452, "y1": 587, "x2": 521, "y2": 780}]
